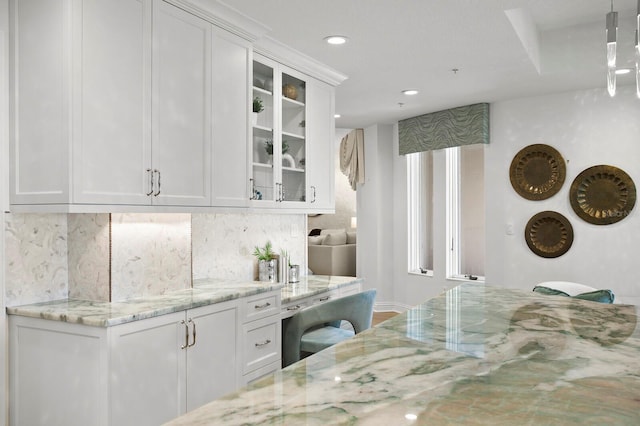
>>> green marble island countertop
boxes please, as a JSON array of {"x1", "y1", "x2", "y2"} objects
[
  {"x1": 165, "y1": 284, "x2": 640, "y2": 425},
  {"x1": 5, "y1": 275, "x2": 362, "y2": 328}
]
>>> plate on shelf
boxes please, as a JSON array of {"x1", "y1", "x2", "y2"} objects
[
  {"x1": 510, "y1": 144, "x2": 566, "y2": 200},
  {"x1": 525, "y1": 211, "x2": 573, "y2": 258},
  {"x1": 569, "y1": 164, "x2": 636, "y2": 225},
  {"x1": 282, "y1": 153, "x2": 296, "y2": 168}
]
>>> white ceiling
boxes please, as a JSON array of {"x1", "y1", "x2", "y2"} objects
[{"x1": 218, "y1": 0, "x2": 639, "y2": 129}]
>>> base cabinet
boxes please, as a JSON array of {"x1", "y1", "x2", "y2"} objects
[{"x1": 8, "y1": 298, "x2": 254, "y2": 426}]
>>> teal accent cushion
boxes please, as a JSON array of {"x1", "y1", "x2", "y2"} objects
[
  {"x1": 300, "y1": 326, "x2": 355, "y2": 353},
  {"x1": 533, "y1": 286, "x2": 615, "y2": 303},
  {"x1": 533, "y1": 286, "x2": 570, "y2": 297},
  {"x1": 572, "y1": 289, "x2": 615, "y2": 304}
]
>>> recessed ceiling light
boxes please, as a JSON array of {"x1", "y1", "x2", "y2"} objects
[
  {"x1": 324, "y1": 35, "x2": 348, "y2": 45},
  {"x1": 615, "y1": 68, "x2": 632, "y2": 75},
  {"x1": 402, "y1": 89, "x2": 419, "y2": 95},
  {"x1": 334, "y1": 114, "x2": 341, "y2": 118}
]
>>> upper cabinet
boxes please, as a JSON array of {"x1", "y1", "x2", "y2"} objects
[
  {"x1": 9, "y1": 0, "x2": 254, "y2": 211},
  {"x1": 9, "y1": 0, "x2": 344, "y2": 213},
  {"x1": 250, "y1": 53, "x2": 339, "y2": 213}
]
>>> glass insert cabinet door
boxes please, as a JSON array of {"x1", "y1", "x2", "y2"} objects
[{"x1": 251, "y1": 56, "x2": 307, "y2": 205}]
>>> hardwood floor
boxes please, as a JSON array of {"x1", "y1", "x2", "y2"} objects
[{"x1": 372, "y1": 311, "x2": 399, "y2": 326}]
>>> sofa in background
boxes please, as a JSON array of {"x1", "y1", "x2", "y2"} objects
[{"x1": 308, "y1": 228, "x2": 356, "y2": 276}]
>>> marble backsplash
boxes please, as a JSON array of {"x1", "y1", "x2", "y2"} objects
[
  {"x1": 192, "y1": 213, "x2": 305, "y2": 283},
  {"x1": 5, "y1": 212, "x2": 306, "y2": 306},
  {"x1": 5, "y1": 214, "x2": 69, "y2": 306}
]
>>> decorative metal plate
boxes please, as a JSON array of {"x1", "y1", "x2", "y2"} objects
[
  {"x1": 525, "y1": 211, "x2": 574, "y2": 258},
  {"x1": 510, "y1": 144, "x2": 566, "y2": 200},
  {"x1": 569, "y1": 165, "x2": 636, "y2": 225}
]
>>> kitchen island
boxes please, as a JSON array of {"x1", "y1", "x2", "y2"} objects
[{"x1": 165, "y1": 283, "x2": 640, "y2": 425}]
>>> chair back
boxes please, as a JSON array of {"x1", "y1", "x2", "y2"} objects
[{"x1": 283, "y1": 289, "x2": 376, "y2": 366}]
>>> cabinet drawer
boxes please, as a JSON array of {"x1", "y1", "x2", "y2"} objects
[
  {"x1": 243, "y1": 292, "x2": 280, "y2": 322},
  {"x1": 243, "y1": 316, "x2": 281, "y2": 374}
]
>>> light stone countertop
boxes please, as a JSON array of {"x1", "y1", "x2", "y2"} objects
[
  {"x1": 280, "y1": 275, "x2": 363, "y2": 304},
  {"x1": 165, "y1": 283, "x2": 640, "y2": 425},
  {"x1": 5, "y1": 275, "x2": 362, "y2": 328}
]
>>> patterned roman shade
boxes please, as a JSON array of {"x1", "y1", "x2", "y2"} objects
[{"x1": 398, "y1": 103, "x2": 490, "y2": 155}]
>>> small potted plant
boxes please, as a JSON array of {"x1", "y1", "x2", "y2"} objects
[
  {"x1": 265, "y1": 139, "x2": 289, "y2": 156},
  {"x1": 253, "y1": 241, "x2": 277, "y2": 282},
  {"x1": 252, "y1": 97, "x2": 264, "y2": 126}
]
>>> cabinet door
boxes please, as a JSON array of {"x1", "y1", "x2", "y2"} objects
[
  {"x1": 305, "y1": 78, "x2": 335, "y2": 212},
  {"x1": 9, "y1": 317, "x2": 108, "y2": 426},
  {"x1": 10, "y1": 0, "x2": 71, "y2": 205},
  {"x1": 251, "y1": 56, "x2": 278, "y2": 205},
  {"x1": 185, "y1": 301, "x2": 238, "y2": 411},
  {"x1": 280, "y1": 67, "x2": 307, "y2": 206},
  {"x1": 73, "y1": 0, "x2": 152, "y2": 205},
  {"x1": 152, "y1": 0, "x2": 211, "y2": 206},
  {"x1": 211, "y1": 27, "x2": 250, "y2": 207},
  {"x1": 109, "y1": 312, "x2": 186, "y2": 426}
]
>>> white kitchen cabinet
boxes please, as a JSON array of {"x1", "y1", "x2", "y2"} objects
[
  {"x1": 250, "y1": 54, "x2": 336, "y2": 213},
  {"x1": 9, "y1": 0, "x2": 253, "y2": 211},
  {"x1": 110, "y1": 301, "x2": 238, "y2": 425},
  {"x1": 240, "y1": 291, "x2": 282, "y2": 381},
  {"x1": 151, "y1": 0, "x2": 211, "y2": 206},
  {"x1": 211, "y1": 26, "x2": 251, "y2": 207},
  {"x1": 305, "y1": 77, "x2": 336, "y2": 212},
  {"x1": 9, "y1": 301, "x2": 239, "y2": 426},
  {"x1": 72, "y1": 0, "x2": 152, "y2": 205}
]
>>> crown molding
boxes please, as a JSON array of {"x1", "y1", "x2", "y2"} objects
[
  {"x1": 254, "y1": 36, "x2": 348, "y2": 87},
  {"x1": 166, "y1": 0, "x2": 270, "y2": 42}
]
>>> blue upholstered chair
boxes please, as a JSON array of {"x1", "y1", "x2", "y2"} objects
[{"x1": 283, "y1": 289, "x2": 377, "y2": 367}]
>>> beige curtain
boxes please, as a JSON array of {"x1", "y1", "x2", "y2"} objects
[{"x1": 340, "y1": 128, "x2": 365, "y2": 190}]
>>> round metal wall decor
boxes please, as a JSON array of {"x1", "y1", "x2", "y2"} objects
[
  {"x1": 525, "y1": 211, "x2": 574, "y2": 258},
  {"x1": 510, "y1": 144, "x2": 566, "y2": 200},
  {"x1": 569, "y1": 165, "x2": 636, "y2": 225}
]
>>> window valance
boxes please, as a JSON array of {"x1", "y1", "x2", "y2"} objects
[{"x1": 398, "y1": 103, "x2": 489, "y2": 155}]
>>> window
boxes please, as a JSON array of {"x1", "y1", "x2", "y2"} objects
[
  {"x1": 446, "y1": 145, "x2": 485, "y2": 280},
  {"x1": 407, "y1": 145, "x2": 485, "y2": 281},
  {"x1": 407, "y1": 151, "x2": 433, "y2": 275}
]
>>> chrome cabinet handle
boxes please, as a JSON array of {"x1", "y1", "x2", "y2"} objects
[
  {"x1": 180, "y1": 320, "x2": 189, "y2": 349},
  {"x1": 146, "y1": 168, "x2": 154, "y2": 196},
  {"x1": 286, "y1": 305, "x2": 302, "y2": 311},
  {"x1": 254, "y1": 302, "x2": 271, "y2": 309},
  {"x1": 249, "y1": 178, "x2": 255, "y2": 200},
  {"x1": 153, "y1": 169, "x2": 161, "y2": 196},
  {"x1": 255, "y1": 339, "x2": 271, "y2": 347},
  {"x1": 311, "y1": 185, "x2": 316, "y2": 203},
  {"x1": 187, "y1": 318, "x2": 196, "y2": 348},
  {"x1": 319, "y1": 296, "x2": 330, "y2": 302}
]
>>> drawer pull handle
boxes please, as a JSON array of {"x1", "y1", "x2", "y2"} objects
[
  {"x1": 319, "y1": 296, "x2": 331, "y2": 302},
  {"x1": 287, "y1": 305, "x2": 302, "y2": 311},
  {"x1": 255, "y1": 339, "x2": 271, "y2": 347},
  {"x1": 254, "y1": 302, "x2": 271, "y2": 309}
]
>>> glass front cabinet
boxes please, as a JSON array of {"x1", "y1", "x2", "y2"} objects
[{"x1": 251, "y1": 54, "x2": 333, "y2": 210}]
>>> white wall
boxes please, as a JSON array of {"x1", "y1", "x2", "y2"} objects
[
  {"x1": 486, "y1": 85, "x2": 640, "y2": 304},
  {"x1": 360, "y1": 84, "x2": 640, "y2": 309}
]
